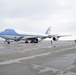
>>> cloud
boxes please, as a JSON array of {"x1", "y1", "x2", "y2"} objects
[{"x1": 0, "y1": 0, "x2": 76, "y2": 37}]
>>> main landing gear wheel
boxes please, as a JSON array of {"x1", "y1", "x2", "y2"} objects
[
  {"x1": 25, "y1": 40, "x2": 28, "y2": 43},
  {"x1": 30, "y1": 39, "x2": 38, "y2": 43}
]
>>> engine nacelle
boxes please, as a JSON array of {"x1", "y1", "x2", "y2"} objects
[
  {"x1": 37, "y1": 38, "x2": 43, "y2": 42},
  {"x1": 52, "y1": 37, "x2": 59, "y2": 41}
]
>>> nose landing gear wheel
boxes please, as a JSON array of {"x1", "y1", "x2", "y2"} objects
[{"x1": 7, "y1": 41, "x2": 10, "y2": 44}]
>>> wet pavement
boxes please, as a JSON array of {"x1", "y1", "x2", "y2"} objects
[{"x1": 0, "y1": 40, "x2": 76, "y2": 75}]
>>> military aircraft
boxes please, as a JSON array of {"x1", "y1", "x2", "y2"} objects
[{"x1": 0, "y1": 26, "x2": 67, "y2": 44}]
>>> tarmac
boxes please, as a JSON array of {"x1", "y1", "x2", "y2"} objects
[{"x1": 0, "y1": 40, "x2": 76, "y2": 75}]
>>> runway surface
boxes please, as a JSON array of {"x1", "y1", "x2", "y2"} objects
[{"x1": 0, "y1": 40, "x2": 76, "y2": 75}]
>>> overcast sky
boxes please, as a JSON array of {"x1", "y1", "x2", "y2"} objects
[{"x1": 0, "y1": 0, "x2": 76, "y2": 38}]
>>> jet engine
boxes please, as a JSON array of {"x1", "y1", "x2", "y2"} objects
[
  {"x1": 52, "y1": 37, "x2": 59, "y2": 41},
  {"x1": 30, "y1": 38, "x2": 43, "y2": 43},
  {"x1": 37, "y1": 38, "x2": 43, "y2": 42}
]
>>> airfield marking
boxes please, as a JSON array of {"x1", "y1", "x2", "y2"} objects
[
  {"x1": 32, "y1": 64, "x2": 60, "y2": 74},
  {"x1": 0, "y1": 46, "x2": 76, "y2": 65}
]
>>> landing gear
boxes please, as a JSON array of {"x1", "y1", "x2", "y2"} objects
[
  {"x1": 25, "y1": 40, "x2": 28, "y2": 43},
  {"x1": 30, "y1": 39, "x2": 38, "y2": 43},
  {"x1": 4, "y1": 39, "x2": 10, "y2": 44},
  {"x1": 34, "y1": 39, "x2": 38, "y2": 43},
  {"x1": 30, "y1": 40, "x2": 34, "y2": 43},
  {"x1": 7, "y1": 41, "x2": 10, "y2": 44}
]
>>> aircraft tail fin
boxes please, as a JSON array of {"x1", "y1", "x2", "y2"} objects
[{"x1": 45, "y1": 26, "x2": 51, "y2": 34}]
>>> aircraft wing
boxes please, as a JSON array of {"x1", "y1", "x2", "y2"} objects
[
  {"x1": 21, "y1": 34, "x2": 49, "y2": 40},
  {"x1": 21, "y1": 34, "x2": 70, "y2": 41},
  {"x1": 48, "y1": 34, "x2": 71, "y2": 41},
  {"x1": 48, "y1": 34, "x2": 71, "y2": 38}
]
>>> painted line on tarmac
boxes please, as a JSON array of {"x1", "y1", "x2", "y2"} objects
[
  {"x1": 0, "y1": 46, "x2": 76, "y2": 65},
  {"x1": 32, "y1": 64, "x2": 60, "y2": 73}
]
